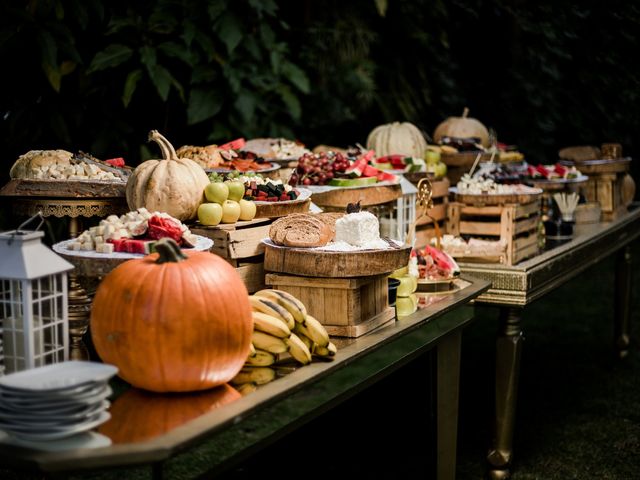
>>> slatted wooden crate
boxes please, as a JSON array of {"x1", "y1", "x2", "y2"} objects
[
  {"x1": 447, "y1": 200, "x2": 540, "y2": 265},
  {"x1": 583, "y1": 172, "x2": 628, "y2": 221},
  {"x1": 265, "y1": 273, "x2": 395, "y2": 338},
  {"x1": 191, "y1": 217, "x2": 272, "y2": 293}
]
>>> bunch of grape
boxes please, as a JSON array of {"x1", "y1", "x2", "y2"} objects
[{"x1": 288, "y1": 152, "x2": 350, "y2": 186}]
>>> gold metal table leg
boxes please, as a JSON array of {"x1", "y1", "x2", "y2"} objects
[
  {"x1": 614, "y1": 245, "x2": 632, "y2": 359},
  {"x1": 487, "y1": 307, "x2": 524, "y2": 480}
]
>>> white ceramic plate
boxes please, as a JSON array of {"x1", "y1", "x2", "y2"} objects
[
  {"x1": 0, "y1": 400, "x2": 109, "y2": 425},
  {"x1": 253, "y1": 188, "x2": 312, "y2": 205},
  {"x1": 0, "y1": 411, "x2": 111, "y2": 441},
  {"x1": 0, "y1": 385, "x2": 112, "y2": 411},
  {"x1": 0, "y1": 430, "x2": 112, "y2": 452},
  {"x1": 0, "y1": 378, "x2": 106, "y2": 398},
  {"x1": 0, "y1": 361, "x2": 117, "y2": 392}
]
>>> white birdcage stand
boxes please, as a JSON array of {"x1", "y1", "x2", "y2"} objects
[
  {"x1": 379, "y1": 175, "x2": 418, "y2": 243},
  {"x1": 0, "y1": 224, "x2": 74, "y2": 375}
]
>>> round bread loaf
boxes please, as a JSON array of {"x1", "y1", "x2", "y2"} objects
[
  {"x1": 10, "y1": 150, "x2": 73, "y2": 179},
  {"x1": 269, "y1": 214, "x2": 332, "y2": 247}
]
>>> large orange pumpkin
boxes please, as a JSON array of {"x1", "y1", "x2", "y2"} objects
[
  {"x1": 90, "y1": 238, "x2": 253, "y2": 392},
  {"x1": 99, "y1": 384, "x2": 241, "y2": 443}
]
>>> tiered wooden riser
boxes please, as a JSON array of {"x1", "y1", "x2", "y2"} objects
[
  {"x1": 448, "y1": 201, "x2": 540, "y2": 265},
  {"x1": 265, "y1": 273, "x2": 396, "y2": 338},
  {"x1": 415, "y1": 177, "x2": 449, "y2": 248},
  {"x1": 191, "y1": 218, "x2": 272, "y2": 293}
]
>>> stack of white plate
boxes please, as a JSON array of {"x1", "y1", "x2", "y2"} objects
[{"x1": 0, "y1": 361, "x2": 117, "y2": 441}]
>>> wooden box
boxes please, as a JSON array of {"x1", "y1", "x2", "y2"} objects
[
  {"x1": 191, "y1": 218, "x2": 272, "y2": 293},
  {"x1": 447, "y1": 201, "x2": 540, "y2": 265},
  {"x1": 265, "y1": 273, "x2": 396, "y2": 338},
  {"x1": 583, "y1": 173, "x2": 627, "y2": 221}
]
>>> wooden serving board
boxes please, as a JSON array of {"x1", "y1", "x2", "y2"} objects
[
  {"x1": 559, "y1": 158, "x2": 631, "y2": 174},
  {"x1": 450, "y1": 187, "x2": 543, "y2": 205},
  {"x1": 263, "y1": 243, "x2": 411, "y2": 277},
  {"x1": 308, "y1": 183, "x2": 402, "y2": 208},
  {"x1": 254, "y1": 198, "x2": 310, "y2": 218},
  {"x1": 524, "y1": 175, "x2": 589, "y2": 191},
  {"x1": 0, "y1": 179, "x2": 126, "y2": 198}
]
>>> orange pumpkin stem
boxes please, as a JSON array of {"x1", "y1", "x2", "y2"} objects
[
  {"x1": 148, "y1": 130, "x2": 178, "y2": 160},
  {"x1": 154, "y1": 238, "x2": 187, "y2": 263},
  {"x1": 462, "y1": 107, "x2": 469, "y2": 118}
]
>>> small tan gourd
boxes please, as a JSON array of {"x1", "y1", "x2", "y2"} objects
[
  {"x1": 126, "y1": 130, "x2": 209, "y2": 221},
  {"x1": 433, "y1": 107, "x2": 490, "y2": 147}
]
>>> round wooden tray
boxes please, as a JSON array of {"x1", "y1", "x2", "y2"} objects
[
  {"x1": 559, "y1": 158, "x2": 631, "y2": 174},
  {"x1": 263, "y1": 242, "x2": 412, "y2": 278},
  {"x1": 441, "y1": 151, "x2": 495, "y2": 167},
  {"x1": 450, "y1": 186, "x2": 543, "y2": 205},
  {"x1": 524, "y1": 175, "x2": 589, "y2": 191},
  {"x1": 307, "y1": 182, "x2": 402, "y2": 208},
  {"x1": 255, "y1": 198, "x2": 311, "y2": 218}
]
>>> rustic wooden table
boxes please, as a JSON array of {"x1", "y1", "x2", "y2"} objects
[
  {"x1": 457, "y1": 203, "x2": 640, "y2": 479},
  {"x1": 0, "y1": 278, "x2": 490, "y2": 480}
]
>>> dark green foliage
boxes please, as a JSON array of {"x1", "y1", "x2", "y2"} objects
[{"x1": 0, "y1": 0, "x2": 639, "y2": 183}]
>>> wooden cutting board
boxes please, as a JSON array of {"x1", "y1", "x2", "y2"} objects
[
  {"x1": 263, "y1": 243, "x2": 411, "y2": 277},
  {"x1": 308, "y1": 183, "x2": 402, "y2": 208}
]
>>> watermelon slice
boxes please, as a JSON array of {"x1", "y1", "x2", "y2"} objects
[
  {"x1": 376, "y1": 171, "x2": 397, "y2": 182},
  {"x1": 219, "y1": 138, "x2": 246, "y2": 150},
  {"x1": 422, "y1": 245, "x2": 460, "y2": 277},
  {"x1": 345, "y1": 158, "x2": 368, "y2": 177},
  {"x1": 362, "y1": 164, "x2": 381, "y2": 177}
]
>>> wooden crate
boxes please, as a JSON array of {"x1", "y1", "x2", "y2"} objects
[
  {"x1": 265, "y1": 273, "x2": 396, "y2": 338},
  {"x1": 583, "y1": 173, "x2": 628, "y2": 221},
  {"x1": 191, "y1": 218, "x2": 272, "y2": 293},
  {"x1": 448, "y1": 201, "x2": 540, "y2": 265}
]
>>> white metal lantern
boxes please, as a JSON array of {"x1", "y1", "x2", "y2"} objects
[{"x1": 0, "y1": 229, "x2": 74, "y2": 375}]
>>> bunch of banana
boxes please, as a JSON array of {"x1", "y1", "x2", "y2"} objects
[{"x1": 231, "y1": 289, "x2": 338, "y2": 395}]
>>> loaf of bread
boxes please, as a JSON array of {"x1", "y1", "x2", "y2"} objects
[
  {"x1": 176, "y1": 145, "x2": 224, "y2": 169},
  {"x1": 10, "y1": 150, "x2": 74, "y2": 179},
  {"x1": 269, "y1": 214, "x2": 333, "y2": 248}
]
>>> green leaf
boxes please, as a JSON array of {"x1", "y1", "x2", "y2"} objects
[
  {"x1": 158, "y1": 41, "x2": 194, "y2": 66},
  {"x1": 243, "y1": 35, "x2": 262, "y2": 61},
  {"x1": 188, "y1": 88, "x2": 223, "y2": 125},
  {"x1": 182, "y1": 21, "x2": 196, "y2": 47},
  {"x1": 140, "y1": 45, "x2": 157, "y2": 74},
  {"x1": 249, "y1": 0, "x2": 278, "y2": 17},
  {"x1": 277, "y1": 85, "x2": 301, "y2": 120},
  {"x1": 105, "y1": 17, "x2": 137, "y2": 36},
  {"x1": 149, "y1": 64, "x2": 172, "y2": 101},
  {"x1": 191, "y1": 65, "x2": 216, "y2": 85},
  {"x1": 234, "y1": 94, "x2": 256, "y2": 122},
  {"x1": 43, "y1": 63, "x2": 62, "y2": 92},
  {"x1": 208, "y1": 1, "x2": 227, "y2": 22},
  {"x1": 282, "y1": 62, "x2": 310, "y2": 94},
  {"x1": 37, "y1": 30, "x2": 58, "y2": 69},
  {"x1": 122, "y1": 68, "x2": 142, "y2": 107},
  {"x1": 375, "y1": 0, "x2": 388, "y2": 17},
  {"x1": 270, "y1": 51, "x2": 282, "y2": 74},
  {"x1": 214, "y1": 12, "x2": 243, "y2": 54},
  {"x1": 87, "y1": 44, "x2": 133, "y2": 73},
  {"x1": 260, "y1": 24, "x2": 275, "y2": 46}
]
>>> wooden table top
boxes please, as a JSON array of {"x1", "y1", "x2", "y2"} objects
[{"x1": 0, "y1": 278, "x2": 490, "y2": 475}]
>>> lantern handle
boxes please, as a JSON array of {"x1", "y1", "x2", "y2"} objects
[{"x1": 9, "y1": 211, "x2": 45, "y2": 244}]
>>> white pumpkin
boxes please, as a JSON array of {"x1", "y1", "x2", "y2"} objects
[
  {"x1": 366, "y1": 121, "x2": 428, "y2": 157},
  {"x1": 126, "y1": 131, "x2": 209, "y2": 222},
  {"x1": 433, "y1": 107, "x2": 490, "y2": 147}
]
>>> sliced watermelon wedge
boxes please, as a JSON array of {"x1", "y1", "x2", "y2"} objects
[
  {"x1": 345, "y1": 158, "x2": 368, "y2": 177},
  {"x1": 219, "y1": 138, "x2": 246, "y2": 150},
  {"x1": 377, "y1": 171, "x2": 397, "y2": 182},
  {"x1": 423, "y1": 245, "x2": 460, "y2": 277}
]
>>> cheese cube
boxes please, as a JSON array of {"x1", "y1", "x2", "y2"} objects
[{"x1": 96, "y1": 243, "x2": 114, "y2": 254}]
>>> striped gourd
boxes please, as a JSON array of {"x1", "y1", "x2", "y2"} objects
[{"x1": 366, "y1": 122, "x2": 428, "y2": 157}]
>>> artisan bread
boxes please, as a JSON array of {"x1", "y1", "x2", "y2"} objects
[
  {"x1": 10, "y1": 150, "x2": 73, "y2": 179},
  {"x1": 269, "y1": 214, "x2": 332, "y2": 248},
  {"x1": 176, "y1": 145, "x2": 224, "y2": 169}
]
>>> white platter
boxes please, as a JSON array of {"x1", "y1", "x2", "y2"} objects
[
  {"x1": 0, "y1": 361, "x2": 117, "y2": 392},
  {"x1": 0, "y1": 383, "x2": 111, "y2": 406},
  {"x1": 0, "y1": 385, "x2": 112, "y2": 411},
  {"x1": 0, "y1": 411, "x2": 111, "y2": 441}
]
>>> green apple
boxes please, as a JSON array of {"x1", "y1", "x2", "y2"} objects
[
  {"x1": 396, "y1": 294, "x2": 418, "y2": 317},
  {"x1": 221, "y1": 200, "x2": 241, "y2": 224},
  {"x1": 197, "y1": 202, "x2": 223, "y2": 226},
  {"x1": 238, "y1": 199, "x2": 257, "y2": 221},
  {"x1": 225, "y1": 180, "x2": 245, "y2": 202},
  {"x1": 424, "y1": 149, "x2": 441, "y2": 166},
  {"x1": 204, "y1": 182, "x2": 229, "y2": 204},
  {"x1": 396, "y1": 274, "x2": 417, "y2": 297},
  {"x1": 434, "y1": 161, "x2": 447, "y2": 179}
]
